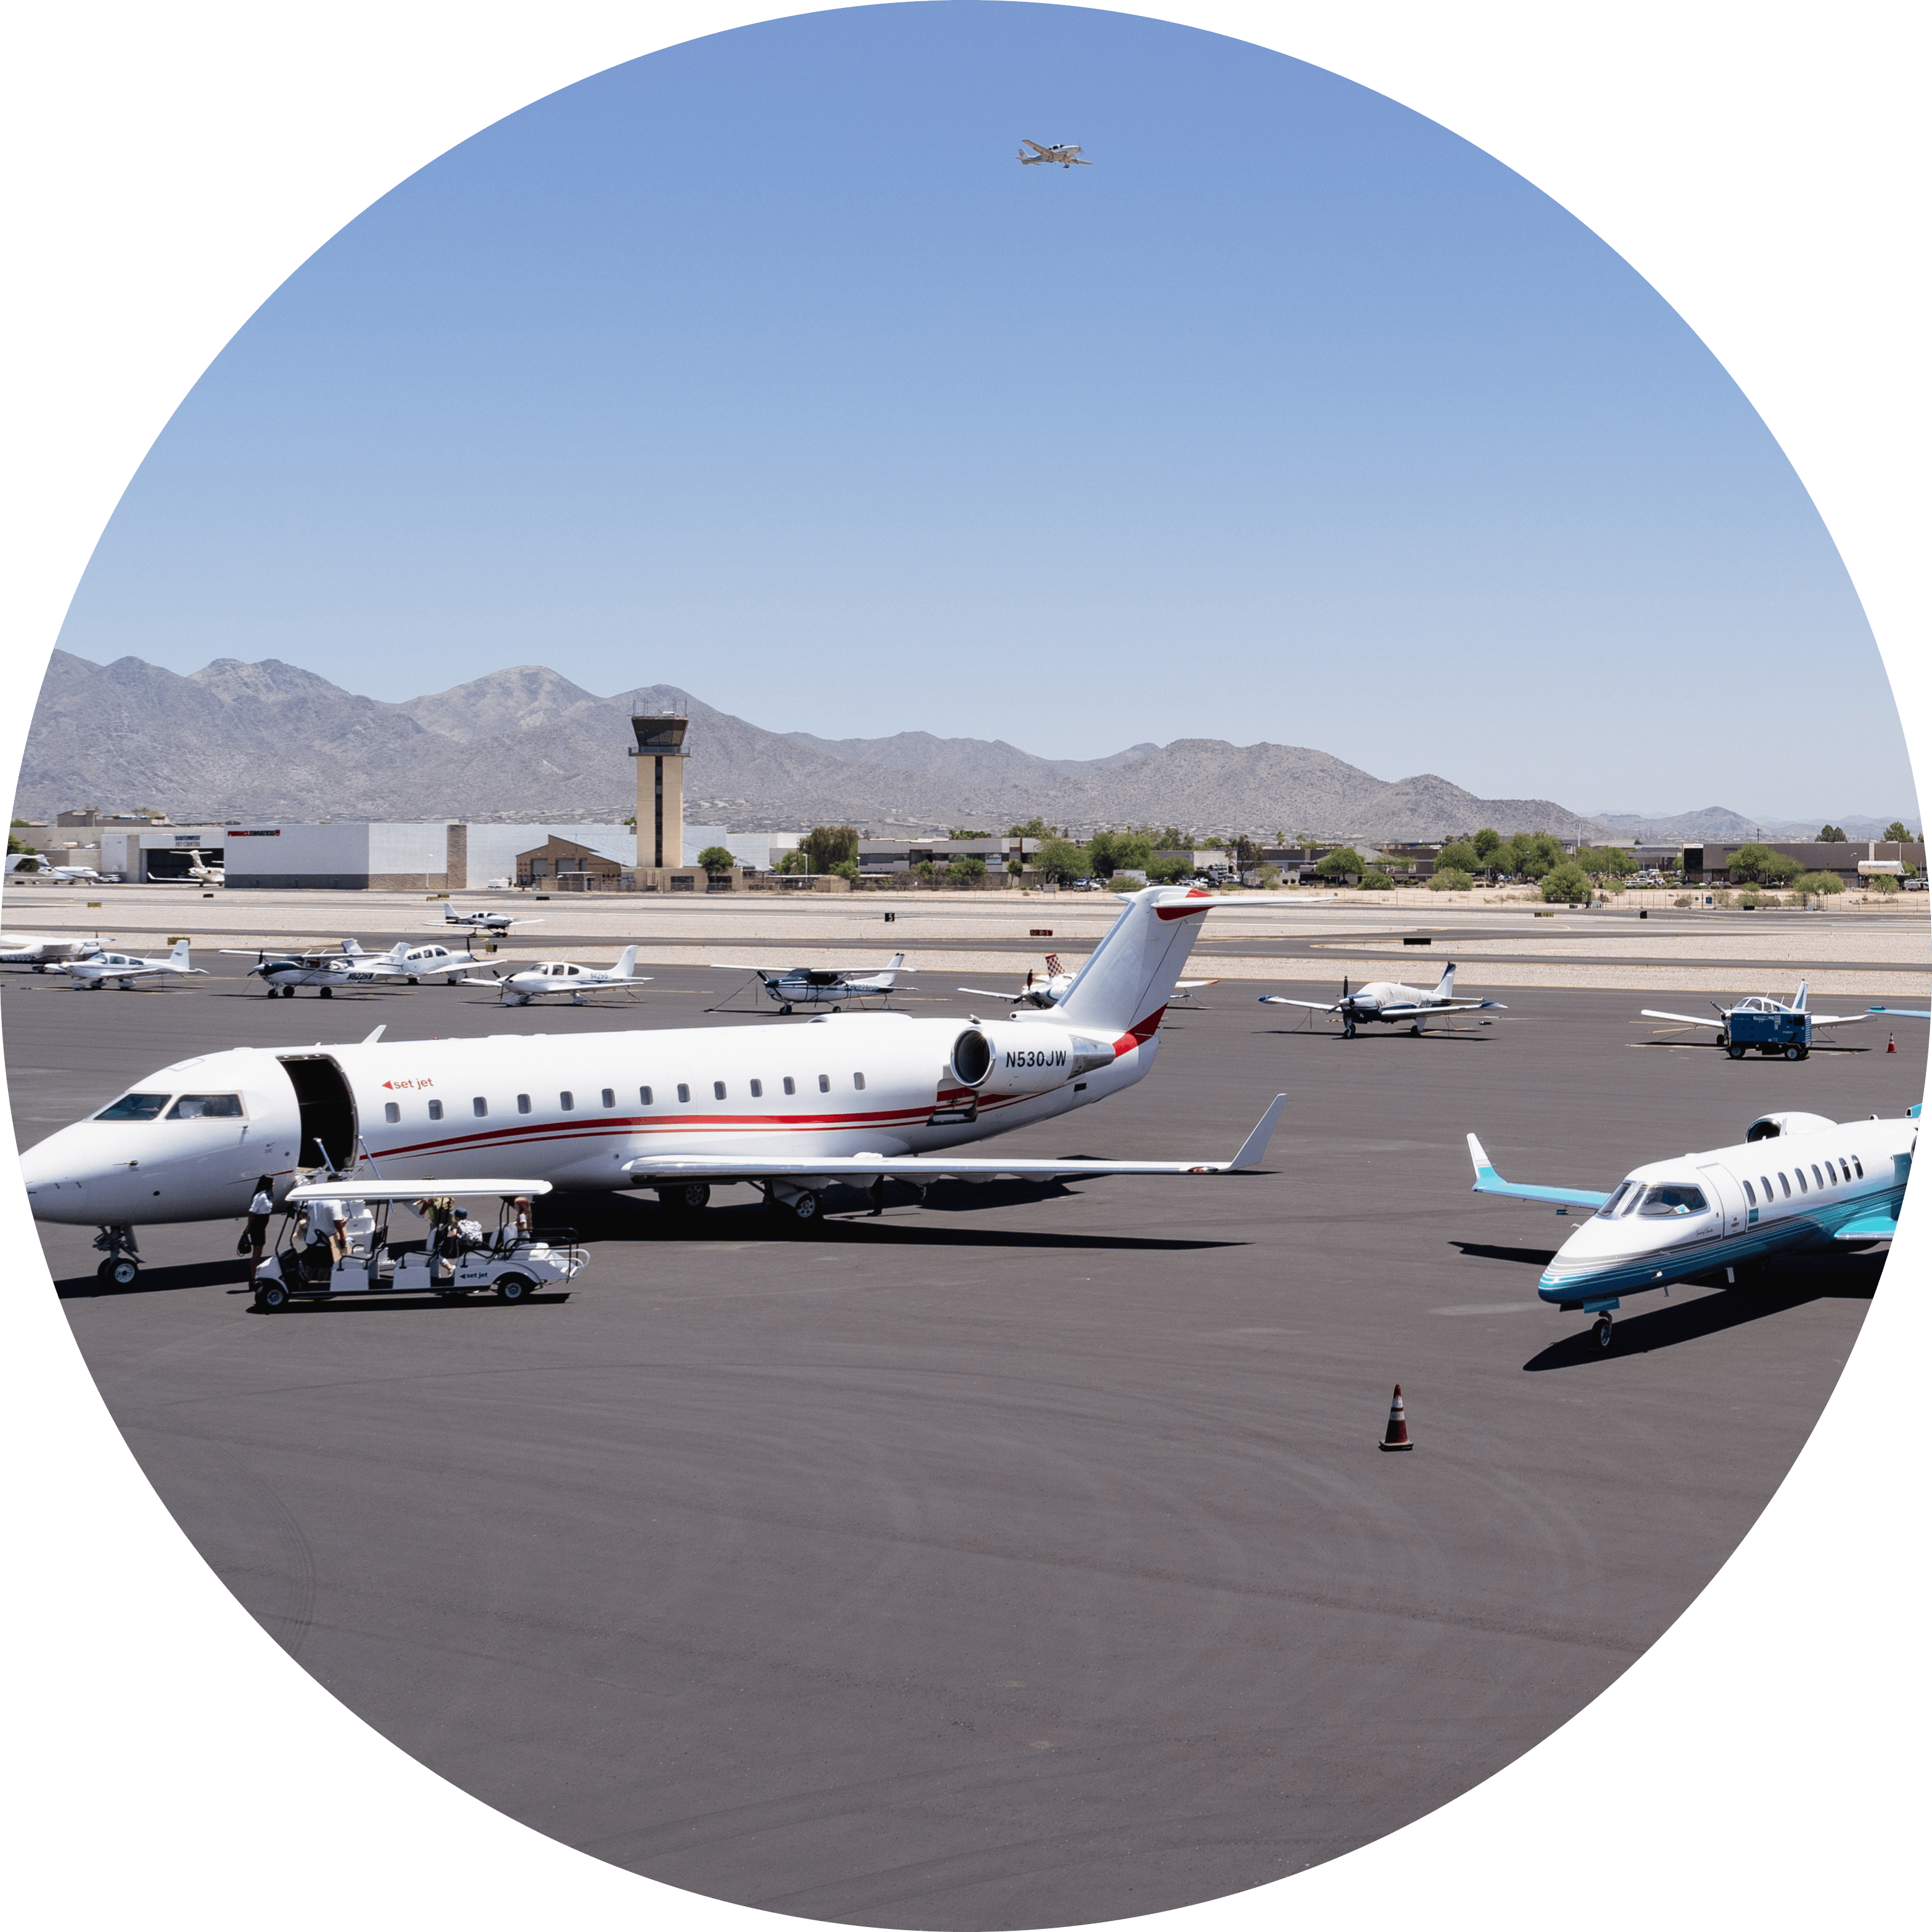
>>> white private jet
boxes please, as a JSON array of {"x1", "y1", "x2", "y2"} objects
[
  {"x1": 465, "y1": 946, "x2": 653, "y2": 1006},
  {"x1": 182, "y1": 849, "x2": 224, "y2": 886},
  {"x1": 66, "y1": 939, "x2": 208, "y2": 991},
  {"x1": 38, "y1": 863, "x2": 110, "y2": 884},
  {"x1": 1259, "y1": 963, "x2": 1505, "y2": 1037},
  {"x1": 1019, "y1": 139, "x2": 1090, "y2": 168},
  {"x1": 722, "y1": 952, "x2": 911, "y2": 1013},
  {"x1": 961, "y1": 952, "x2": 1217, "y2": 1009},
  {"x1": 1467, "y1": 1104, "x2": 1915, "y2": 1351},
  {"x1": 434, "y1": 905, "x2": 542, "y2": 934},
  {"x1": 24, "y1": 886, "x2": 1284, "y2": 1281},
  {"x1": 1, "y1": 931, "x2": 112, "y2": 971}
]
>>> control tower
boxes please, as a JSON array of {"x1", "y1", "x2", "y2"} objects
[{"x1": 630, "y1": 709, "x2": 690, "y2": 878}]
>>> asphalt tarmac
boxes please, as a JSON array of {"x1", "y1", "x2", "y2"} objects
[{"x1": 14, "y1": 963, "x2": 1916, "y2": 1929}]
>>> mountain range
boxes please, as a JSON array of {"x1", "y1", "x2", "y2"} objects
[{"x1": 17, "y1": 651, "x2": 1904, "y2": 844}]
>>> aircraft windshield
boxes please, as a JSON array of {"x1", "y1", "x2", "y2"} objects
[
  {"x1": 1634, "y1": 1183, "x2": 1708, "y2": 1218},
  {"x1": 96, "y1": 1092, "x2": 171, "y2": 1121},
  {"x1": 166, "y1": 1094, "x2": 243, "y2": 1119},
  {"x1": 1595, "y1": 1181, "x2": 1636, "y2": 1219}
]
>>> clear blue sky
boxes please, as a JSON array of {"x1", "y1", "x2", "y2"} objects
[{"x1": 53, "y1": 1, "x2": 1914, "y2": 823}]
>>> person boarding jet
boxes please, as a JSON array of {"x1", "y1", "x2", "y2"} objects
[
  {"x1": 723, "y1": 952, "x2": 911, "y2": 1014},
  {"x1": 1465, "y1": 1104, "x2": 1915, "y2": 1351},
  {"x1": 22, "y1": 885, "x2": 1284, "y2": 1279},
  {"x1": 66, "y1": 939, "x2": 208, "y2": 991},
  {"x1": 465, "y1": 947, "x2": 653, "y2": 1006},
  {"x1": 1259, "y1": 963, "x2": 1504, "y2": 1037},
  {"x1": 1019, "y1": 139, "x2": 1090, "y2": 167}
]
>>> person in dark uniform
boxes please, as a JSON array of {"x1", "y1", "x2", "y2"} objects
[{"x1": 245, "y1": 1175, "x2": 274, "y2": 1285}]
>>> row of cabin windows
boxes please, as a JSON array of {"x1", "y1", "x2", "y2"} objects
[
  {"x1": 380, "y1": 1072, "x2": 869, "y2": 1125},
  {"x1": 1740, "y1": 1152, "x2": 1864, "y2": 1206}
]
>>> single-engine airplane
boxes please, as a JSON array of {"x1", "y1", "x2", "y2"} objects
[
  {"x1": 66, "y1": 939, "x2": 208, "y2": 992},
  {"x1": 1260, "y1": 963, "x2": 1504, "y2": 1037},
  {"x1": 1641, "y1": 982, "x2": 1869, "y2": 1059},
  {"x1": 1, "y1": 931, "x2": 111, "y2": 971},
  {"x1": 1465, "y1": 1104, "x2": 1915, "y2": 1350},
  {"x1": 434, "y1": 904, "x2": 541, "y2": 934},
  {"x1": 23, "y1": 885, "x2": 1284, "y2": 1281},
  {"x1": 961, "y1": 952, "x2": 1217, "y2": 1009},
  {"x1": 222, "y1": 939, "x2": 413, "y2": 998},
  {"x1": 393, "y1": 941, "x2": 491, "y2": 984},
  {"x1": 1019, "y1": 139, "x2": 1090, "y2": 168},
  {"x1": 722, "y1": 952, "x2": 911, "y2": 1014},
  {"x1": 465, "y1": 947, "x2": 653, "y2": 1006}
]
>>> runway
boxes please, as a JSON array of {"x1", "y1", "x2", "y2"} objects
[{"x1": 14, "y1": 965, "x2": 1915, "y2": 1928}]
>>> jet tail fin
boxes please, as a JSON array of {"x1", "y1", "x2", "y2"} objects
[{"x1": 1056, "y1": 887, "x2": 1220, "y2": 1040}]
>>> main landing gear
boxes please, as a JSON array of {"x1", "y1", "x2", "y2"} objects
[{"x1": 92, "y1": 1223, "x2": 140, "y2": 1288}]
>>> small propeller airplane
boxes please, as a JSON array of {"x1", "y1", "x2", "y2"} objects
[
  {"x1": 961, "y1": 952, "x2": 1217, "y2": 1010},
  {"x1": 67, "y1": 939, "x2": 208, "y2": 991},
  {"x1": 433, "y1": 904, "x2": 542, "y2": 934},
  {"x1": 1641, "y1": 981, "x2": 1869, "y2": 1059},
  {"x1": 720, "y1": 952, "x2": 911, "y2": 1014},
  {"x1": 221, "y1": 939, "x2": 414, "y2": 998},
  {"x1": 1, "y1": 931, "x2": 112, "y2": 971},
  {"x1": 1465, "y1": 1103, "x2": 1916, "y2": 1351},
  {"x1": 463, "y1": 947, "x2": 653, "y2": 1006},
  {"x1": 1259, "y1": 963, "x2": 1504, "y2": 1037},
  {"x1": 1019, "y1": 139, "x2": 1090, "y2": 168},
  {"x1": 393, "y1": 941, "x2": 492, "y2": 984}
]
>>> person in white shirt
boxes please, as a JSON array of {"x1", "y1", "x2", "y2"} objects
[{"x1": 244, "y1": 1174, "x2": 274, "y2": 1284}]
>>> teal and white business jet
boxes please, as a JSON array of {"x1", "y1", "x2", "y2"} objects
[{"x1": 1467, "y1": 1104, "x2": 1915, "y2": 1350}]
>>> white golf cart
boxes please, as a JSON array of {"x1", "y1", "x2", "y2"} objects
[{"x1": 253, "y1": 1178, "x2": 587, "y2": 1311}]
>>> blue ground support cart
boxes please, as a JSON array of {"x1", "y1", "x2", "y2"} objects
[{"x1": 1723, "y1": 1003, "x2": 1812, "y2": 1059}]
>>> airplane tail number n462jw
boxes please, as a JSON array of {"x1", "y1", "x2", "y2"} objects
[{"x1": 22, "y1": 887, "x2": 1283, "y2": 1270}]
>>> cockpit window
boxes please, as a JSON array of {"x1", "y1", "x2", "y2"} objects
[
  {"x1": 1595, "y1": 1181, "x2": 1635, "y2": 1220},
  {"x1": 1635, "y1": 1183, "x2": 1708, "y2": 1217},
  {"x1": 95, "y1": 1092, "x2": 171, "y2": 1121},
  {"x1": 165, "y1": 1094, "x2": 243, "y2": 1119}
]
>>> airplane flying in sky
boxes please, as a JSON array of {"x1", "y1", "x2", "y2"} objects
[
  {"x1": 66, "y1": 939, "x2": 208, "y2": 992},
  {"x1": 434, "y1": 905, "x2": 541, "y2": 933},
  {"x1": 1, "y1": 932, "x2": 111, "y2": 971},
  {"x1": 465, "y1": 946, "x2": 652, "y2": 1006},
  {"x1": 1467, "y1": 1104, "x2": 1915, "y2": 1350},
  {"x1": 961, "y1": 952, "x2": 1217, "y2": 1009},
  {"x1": 24, "y1": 886, "x2": 1283, "y2": 1279},
  {"x1": 1641, "y1": 982, "x2": 1869, "y2": 1059},
  {"x1": 221, "y1": 939, "x2": 414, "y2": 997},
  {"x1": 722, "y1": 952, "x2": 911, "y2": 1013},
  {"x1": 1259, "y1": 963, "x2": 1504, "y2": 1037},
  {"x1": 1018, "y1": 139, "x2": 1090, "y2": 167}
]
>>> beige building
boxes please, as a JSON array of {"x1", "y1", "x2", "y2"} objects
[{"x1": 630, "y1": 711, "x2": 690, "y2": 888}]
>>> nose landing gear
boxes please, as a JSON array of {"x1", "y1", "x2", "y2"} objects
[
  {"x1": 1591, "y1": 1313, "x2": 1613, "y2": 1351},
  {"x1": 91, "y1": 1224, "x2": 141, "y2": 1288}
]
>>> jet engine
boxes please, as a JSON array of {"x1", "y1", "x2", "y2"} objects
[{"x1": 948, "y1": 1022, "x2": 1116, "y2": 1098}]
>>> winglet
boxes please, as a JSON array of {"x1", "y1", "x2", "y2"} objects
[
  {"x1": 361, "y1": 1025, "x2": 386, "y2": 1044},
  {"x1": 1467, "y1": 1131, "x2": 1498, "y2": 1189},
  {"x1": 1228, "y1": 1094, "x2": 1287, "y2": 1170}
]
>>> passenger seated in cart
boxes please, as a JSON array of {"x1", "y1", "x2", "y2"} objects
[{"x1": 507, "y1": 1196, "x2": 534, "y2": 1246}]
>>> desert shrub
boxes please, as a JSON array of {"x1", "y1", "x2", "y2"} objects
[
  {"x1": 1428, "y1": 868, "x2": 1473, "y2": 892},
  {"x1": 1793, "y1": 870, "x2": 1845, "y2": 895},
  {"x1": 1541, "y1": 863, "x2": 1592, "y2": 904},
  {"x1": 1358, "y1": 869, "x2": 1396, "y2": 891}
]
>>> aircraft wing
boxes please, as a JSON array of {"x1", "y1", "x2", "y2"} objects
[
  {"x1": 1374, "y1": 998, "x2": 1505, "y2": 1017},
  {"x1": 1835, "y1": 1210, "x2": 1897, "y2": 1241},
  {"x1": 1175, "y1": 978, "x2": 1219, "y2": 990},
  {"x1": 1806, "y1": 1013, "x2": 1869, "y2": 1027},
  {"x1": 956, "y1": 986, "x2": 1021, "y2": 1000},
  {"x1": 1466, "y1": 1133, "x2": 1611, "y2": 1210},
  {"x1": 1258, "y1": 995, "x2": 1339, "y2": 1012},
  {"x1": 1640, "y1": 1008, "x2": 1721, "y2": 1029},
  {"x1": 622, "y1": 1096, "x2": 1287, "y2": 1187},
  {"x1": 1868, "y1": 1005, "x2": 1932, "y2": 1018},
  {"x1": 1021, "y1": 139, "x2": 1050, "y2": 153}
]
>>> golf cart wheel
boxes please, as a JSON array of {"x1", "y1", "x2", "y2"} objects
[
  {"x1": 258, "y1": 1281, "x2": 290, "y2": 1311},
  {"x1": 495, "y1": 1273, "x2": 534, "y2": 1303},
  {"x1": 1783, "y1": 1044, "x2": 1801, "y2": 1061},
  {"x1": 1592, "y1": 1315, "x2": 1613, "y2": 1350}
]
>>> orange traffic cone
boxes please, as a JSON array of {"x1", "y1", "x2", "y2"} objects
[
  {"x1": 1888, "y1": 1032, "x2": 1897, "y2": 1054},
  {"x1": 1378, "y1": 1384, "x2": 1414, "y2": 1452}
]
